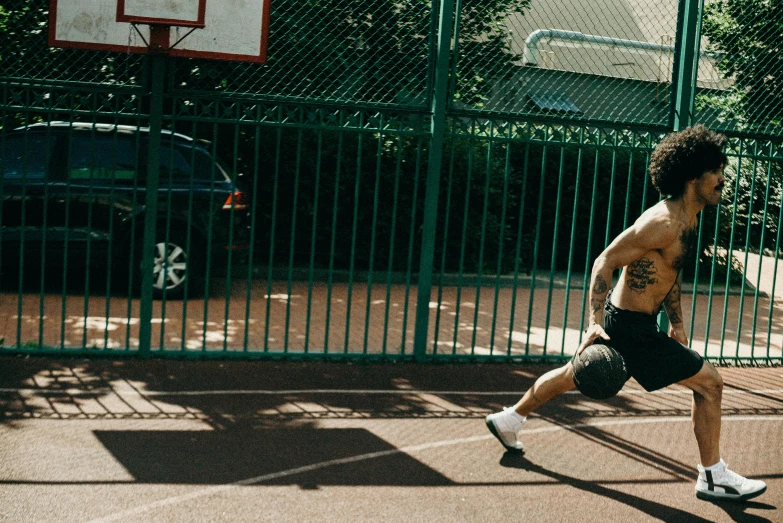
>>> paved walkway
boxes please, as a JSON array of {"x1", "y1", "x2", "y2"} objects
[
  {"x1": 1, "y1": 356, "x2": 781, "y2": 522},
  {"x1": 2, "y1": 277, "x2": 782, "y2": 360}
]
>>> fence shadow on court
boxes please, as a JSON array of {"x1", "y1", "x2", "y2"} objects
[{"x1": 4, "y1": 357, "x2": 783, "y2": 425}]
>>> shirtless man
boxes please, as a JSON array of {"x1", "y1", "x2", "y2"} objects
[{"x1": 485, "y1": 125, "x2": 767, "y2": 501}]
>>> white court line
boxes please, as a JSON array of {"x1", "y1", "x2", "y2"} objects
[
  {"x1": 83, "y1": 415, "x2": 783, "y2": 523},
  {"x1": 3, "y1": 388, "x2": 783, "y2": 396}
]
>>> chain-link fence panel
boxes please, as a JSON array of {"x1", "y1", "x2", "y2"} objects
[
  {"x1": 6, "y1": 0, "x2": 781, "y2": 133},
  {"x1": 0, "y1": 1, "x2": 146, "y2": 86},
  {"x1": 697, "y1": 0, "x2": 783, "y2": 138},
  {"x1": 1, "y1": 0, "x2": 434, "y2": 108},
  {"x1": 171, "y1": 0, "x2": 434, "y2": 108}
]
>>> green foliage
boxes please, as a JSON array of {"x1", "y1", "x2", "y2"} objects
[
  {"x1": 177, "y1": 0, "x2": 530, "y2": 106},
  {"x1": 713, "y1": 155, "x2": 783, "y2": 254},
  {"x1": 452, "y1": 0, "x2": 529, "y2": 107},
  {"x1": 701, "y1": 0, "x2": 783, "y2": 132},
  {"x1": 235, "y1": 127, "x2": 659, "y2": 276},
  {"x1": 5, "y1": 0, "x2": 775, "y2": 284},
  {"x1": 700, "y1": 247, "x2": 747, "y2": 286},
  {"x1": 176, "y1": 0, "x2": 432, "y2": 102},
  {"x1": 1, "y1": 0, "x2": 529, "y2": 107},
  {"x1": 0, "y1": 0, "x2": 143, "y2": 84},
  {"x1": 202, "y1": 124, "x2": 429, "y2": 273}
]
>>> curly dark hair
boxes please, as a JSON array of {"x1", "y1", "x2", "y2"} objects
[{"x1": 648, "y1": 125, "x2": 727, "y2": 198}]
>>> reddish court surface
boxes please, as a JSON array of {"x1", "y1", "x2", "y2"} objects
[
  {"x1": 0, "y1": 355, "x2": 781, "y2": 523},
  {"x1": 2, "y1": 276, "x2": 783, "y2": 360}
]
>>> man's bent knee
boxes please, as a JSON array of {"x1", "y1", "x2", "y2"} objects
[
  {"x1": 560, "y1": 361, "x2": 577, "y2": 388},
  {"x1": 680, "y1": 361, "x2": 723, "y2": 399},
  {"x1": 531, "y1": 363, "x2": 576, "y2": 397}
]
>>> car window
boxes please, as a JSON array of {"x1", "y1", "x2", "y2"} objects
[
  {"x1": 140, "y1": 141, "x2": 221, "y2": 183},
  {"x1": 0, "y1": 134, "x2": 55, "y2": 179},
  {"x1": 56, "y1": 132, "x2": 226, "y2": 184},
  {"x1": 179, "y1": 144, "x2": 226, "y2": 181},
  {"x1": 68, "y1": 134, "x2": 139, "y2": 182},
  {"x1": 159, "y1": 142, "x2": 194, "y2": 181}
]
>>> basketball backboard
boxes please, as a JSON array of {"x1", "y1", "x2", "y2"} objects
[{"x1": 48, "y1": 0, "x2": 270, "y2": 62}]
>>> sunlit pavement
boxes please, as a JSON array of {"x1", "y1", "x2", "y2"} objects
[{"x1": 2, "y1": 277, "x2": 782, "y2": 360}]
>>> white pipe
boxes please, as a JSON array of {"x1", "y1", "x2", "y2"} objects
[{"x1": 522, "y1": 29, "x2": 675, "y2": 66}]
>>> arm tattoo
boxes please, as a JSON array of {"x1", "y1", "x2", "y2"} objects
[
  {"x1": 664, "y1": 279, "x2": 683, "y2": 324},
  {"x1": 626, "y1": 257, "x2": 658, "y2": 294},
  {"x1": 591, "y1": 275, "x2": 609, "y2": 314},
  {"x1": 592, "y1": 275, "x2": 608, "y2": 294},
  {"x1": 591, "y1": 299, "x2": 604, "y2": 314}
]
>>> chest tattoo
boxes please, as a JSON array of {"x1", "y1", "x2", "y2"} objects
[
  {"x1": 673, "y1": 227, "x2": 698, "y2": 271},
  {"x1": 626, "y1": 257, "x2": 659, "y2": 294}
]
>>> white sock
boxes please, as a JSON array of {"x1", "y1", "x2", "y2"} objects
[
  {"x1": 703, "y1": 459, "x2": 725, "y2": 471},
  {"x1": 505, "y1": 408, "x2": 526, "y2": 422}
]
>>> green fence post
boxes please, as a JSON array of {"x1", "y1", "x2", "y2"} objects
[
  {"x1": 138, "y1": 52, "x2": 166, "y2": 358},
  {"x1": 671, "y1": 0, "x2": 703, "y2": 131},
  {"x1": 413, "y1": 0, "x2": 455, "y2": 360},
  {"x1": 663, "y1": 0, "x2": 702, "y2": 333}
]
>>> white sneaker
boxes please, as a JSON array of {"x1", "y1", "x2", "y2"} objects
[
  {"x1": 485, "y1": 407, "x2": 525, "y2": 451},
  {"x1": 695, "y1": 460, "x2": 767, "y2": 501}
]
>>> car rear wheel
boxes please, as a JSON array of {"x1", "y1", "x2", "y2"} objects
[
  {"x1": 151, "y1": 240, "x2": 189, "y2": 296},
  {"x1": 136, "y1": 229, "x2": 204, "y2": 299}
]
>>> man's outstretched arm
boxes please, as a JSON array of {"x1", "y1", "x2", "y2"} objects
[
  {"x1": 578, "y1": 254, "x2": 615, "y2": 353},
  {"x1": 578, "y1": 211, "x2": 680, "y2": 353}
]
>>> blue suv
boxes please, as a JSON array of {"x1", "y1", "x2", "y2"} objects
[{"x1": 0, "y1": 122, "x2": 251, "y2": 298}]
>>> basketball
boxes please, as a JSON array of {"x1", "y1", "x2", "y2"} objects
[{"x1": 572, "y1": 343, "x2": 628, "y2": 399}]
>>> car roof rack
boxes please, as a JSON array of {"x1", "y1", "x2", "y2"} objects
[{"x1": 15, "y1": 122, "x2": 195, "y2": 142}]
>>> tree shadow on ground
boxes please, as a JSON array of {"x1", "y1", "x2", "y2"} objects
[
  {"x1": 3, "y1": 355, "x2": 783, "y2": 426},
  {"x1": 0, "y1": 356, "x2": 701, "y2": 425}
]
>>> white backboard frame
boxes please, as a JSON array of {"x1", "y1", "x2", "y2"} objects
[
  {"x1": 117, "y1": 0, "x2": 207, "y2": 28},
  {"x1": 48, "y1": 0, "x2": 270, "y2": 63}
]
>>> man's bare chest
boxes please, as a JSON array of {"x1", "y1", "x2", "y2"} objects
[
  {"x1": 623, "y1": 226, "x2": 698, "y2": 296},
  {"x1": 669, "y1": 226, "x2": 698, "y2": 271}
]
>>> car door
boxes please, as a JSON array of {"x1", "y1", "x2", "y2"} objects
[
  {"x1": 52, "y1": 130, "x2": 146, "y2": 269},
  {"x1": 0, "y1": 131, "x2": 57, "y2": 267}
]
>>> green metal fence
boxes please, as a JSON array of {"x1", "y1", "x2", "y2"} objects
[{"x1": 1, "y1": 0, "x2": 781, "y2": 363}]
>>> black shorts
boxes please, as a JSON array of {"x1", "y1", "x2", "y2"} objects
[{"x1": 596, "y1": 296, "x2": 704, "y2": 392}]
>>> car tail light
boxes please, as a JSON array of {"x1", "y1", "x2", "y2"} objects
[{"x1": 222, "y1": 190, "x2": 249, "y2": 210}]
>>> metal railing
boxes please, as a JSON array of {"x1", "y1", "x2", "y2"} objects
[{"x1": 1, "y1": 0, "x2": 781, "y2": 363}]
